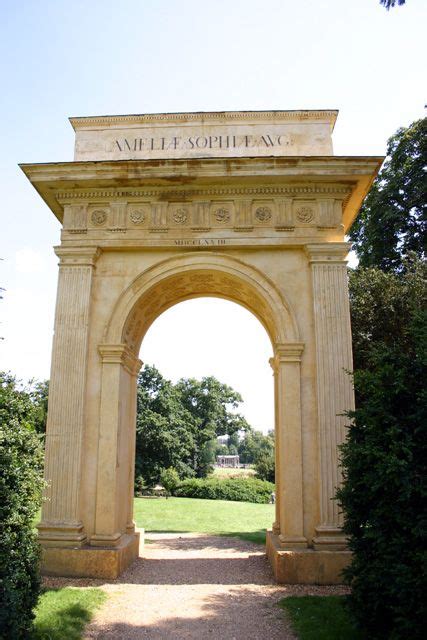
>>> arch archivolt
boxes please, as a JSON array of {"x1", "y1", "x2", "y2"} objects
[{"x1": 104, "y1": 252, "x2": 300, "y2": 354}]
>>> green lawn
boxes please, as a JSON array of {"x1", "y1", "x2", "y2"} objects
[
  {"x1": 134, "y1": 496, "x2": 274, "y2": 544},
  {"x1": 279, "y1": 596, "x2": 364, "y2": 640},
  {"x1": 212, "y1": 466, "x2": 256, "y2": 478},
  {"x1": 33, "y1": 587, "x2": 106, "y2": 640}
]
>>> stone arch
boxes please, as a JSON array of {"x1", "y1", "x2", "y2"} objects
[
  {"x1": 29, "y1": 106, "x2": 368, "y2": 584},
  {"x1": 104, "y1": 252, "x2": 300, "y2": 354}
]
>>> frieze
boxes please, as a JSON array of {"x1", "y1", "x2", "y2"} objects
[
  {"x1": 255, "y1": 206, "x2": 273, "y2": 223},
  {"x1": 91, "y1": 209, "x2": 107, "y2": 225},
  {"x1": 63, "y1": 204, "x2": 87, "y2": 233},
  {"x1": 214, "y1": 207, "x2": 230, "y2": 223},
  {"x1": 61, "y1": 194, "x2": 347, "y2": 236},
  {"x1": 293, "y1": 201, "x2": 317, "y2": 224},
  {"x1": 172, "y1": 207, "x2": 189, "y2": 225},
  {"x1": 296, "y1": 207, "x2": 314, "y2": 223},
  {"x1": 129, "y1": 210, "x2": 145, "y2": 225}
]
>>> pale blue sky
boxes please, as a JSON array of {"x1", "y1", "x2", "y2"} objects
[{"x1": 1, "y1": 0, "x2": 425, "y2": 431}]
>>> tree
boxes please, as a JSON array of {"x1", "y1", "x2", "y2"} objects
[
  {"x1": 0, "y1": 372, "x2": 45, "y2": 639},
  {"x1": 238, "y1": 427, "x2": 274, "y2": 470},
  {"x1": 176, "y1": 376, "x2": 250, "y2": 476},
  {"x1": 28, "y1": 379, "x2": 49, "y2": 434},
  {"x1": 135, "y1": 367, "x2": 251, "y2": 485},
  {"x1": 135, "y1": 365, "x2": 197, "y2": 486},
  {"x1": 337, "y1": 260, "x2": 426, "y2": 639},
  {"x1": 380, "y1": 0, "x2": 406, "y2": 8},
  {"x1": 253, "y1": 431, "x2": 275, "y2": 482},
  {"x1": 349, "y1": 117, "x2": 426, "y2": 272}
]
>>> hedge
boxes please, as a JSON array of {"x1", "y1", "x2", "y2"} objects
[
  {"x1": 0, "y1": 373, "x2": 45, "y2": 640},
  {"x1": 337, "y1": 264, "x2": 427, "y2": 639},
  {"x1": 174, "y1": 476, "x2": 275, "y2": 503}
]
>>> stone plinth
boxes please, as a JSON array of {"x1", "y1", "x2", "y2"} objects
[
  {"x1": 41, "y1": 532, "x2": 141, "y2": 579},
  {"x1": 266, "y1": 531, "x2": 351, "y2": 584}
]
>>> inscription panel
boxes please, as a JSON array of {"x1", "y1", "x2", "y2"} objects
[{"x1": 71, "y1": 111, "x2": 336, "y2": 161}]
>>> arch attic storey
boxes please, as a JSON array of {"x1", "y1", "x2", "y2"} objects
[{"x1": 20, "y1": 110, "x2": 383, "y2": 583}]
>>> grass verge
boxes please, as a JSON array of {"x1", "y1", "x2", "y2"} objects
[
  {"x1": 134, "y1": 496, "x2": 274, "y2": 545},
  {"x1": 33, "y1": 587, "x2": 107, "y2": 640},
  {"x1": 279, "y1": 596, "x2": 364, "y2": 640}
]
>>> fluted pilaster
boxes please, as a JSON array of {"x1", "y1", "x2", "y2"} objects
[
  {"x1": 38, "y1": 247, "x2": 100, "y2": 546},
  {"x1": 91, "y1": 344, "x2": 142, "y2": 546},
  {"x1": 272, "y1": 343, "x2": 307, "y2": 548},
  {"x1": 306, "y1": 243, "x2": 354, "y2": 550}
]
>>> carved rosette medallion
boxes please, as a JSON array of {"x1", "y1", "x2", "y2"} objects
[
  {"x1": 296, "y1": 207, "x2": 314, "y2": 223},
  {"x1": 129, "y1": 210, "x2": 145, "y2": 225},
  {"x1": 255, "y1": 206, "x2": 272, "y2": 222},
  {"x1": 91, "y1": 209, "x2": 107, "y2": 225},
  {"x1": 214, "y1": 208, "x2": 230, "y2": 223},
  {"x1": 173, "y1": 208, "x2": 188, "y2": 224}
]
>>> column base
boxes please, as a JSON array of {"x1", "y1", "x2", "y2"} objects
[
  {"x1": 313, "y1": 525, "x2": 348, "y2": 551},
  {"x1": 266, "y1": 531, "x2": 351, "y2": 584},
  {"x1": 278, "y1": 534, "x2": 308, "y2": 549},
  {"x1": 40, "y1": 532, "x2": 140, "y2": 579},
  {"x1": 37, "y1": 521, "x2": 87, "y2": 547}
]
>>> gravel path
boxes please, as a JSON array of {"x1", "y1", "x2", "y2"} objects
[{"x1": 44, "y1": 531, "x2": 349, "y2": 640}]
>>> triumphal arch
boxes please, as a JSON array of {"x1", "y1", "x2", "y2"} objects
[{"x1": 21, "y1": 110, "x2": 382, "y2": 583}]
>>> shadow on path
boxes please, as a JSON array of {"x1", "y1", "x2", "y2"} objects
[
  {"x1": 85, "y1": 587, "x2": 294, "y2": 640},
  {"x1": 43, "y1": 533, "x2": 349, "y2": 640}
]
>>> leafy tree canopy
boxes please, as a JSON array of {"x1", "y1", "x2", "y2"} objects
[
  {"x1": 176, "y1": 376, "x2": 250, "y2": 438},
  {"x1": 380, "y1": 0, "x2": 405, "y2": 8},
  {"x1": 350, "y1": 117, "x2": 426, "y2": 272},
  {"x1": 135, "y1": 365, "x2": 197, "y2": 485},
  {"x1": 135, "y1": 366, "x2": 250, "y2": 484},
  {"x1": 238, "y1": 427, "x2": 275, "y2": 482},
  {"x1": 0, "y1": 372, "x2": 48, "y2": 433}
]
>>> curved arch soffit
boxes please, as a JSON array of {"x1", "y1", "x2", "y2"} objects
[{"x1": 104, "y1": 252, "x2": 300, "y2": 353}]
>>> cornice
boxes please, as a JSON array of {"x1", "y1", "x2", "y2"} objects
[
  {"x1": 20, "y1": 156, "x2": 384, "y2": 181},
  {"x1": 70, "y1": 110, "x2": 338, "y2": 130}
]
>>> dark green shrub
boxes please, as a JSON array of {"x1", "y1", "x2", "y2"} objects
[
  {"x1": 174, "y1": 476, "x2": 274, "y2": 503},
  {"x1": 159, "y1": 467, "x2": 180, "y2": 498},
  {"x1": 337, "y1": 263, "x2": 427, "y2": 639},
  {"x1": 0, "y1": 373, "x2": 45, "y2": 640}
]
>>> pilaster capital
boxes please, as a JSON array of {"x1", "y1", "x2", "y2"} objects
[
  {"x1": 54, "y1": 246, "x2": 101, "y2": 267},
  {"x1": 99, "y1": 343, "x2": 143, "y2": 377},
  {"x1": 270, "y1": 342, "x2": 305, "y2": 371},
  {"x1": 305, "y1": 242, "x2": 351, "y2": 265}
]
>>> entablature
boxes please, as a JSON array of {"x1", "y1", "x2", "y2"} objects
[{"x1": 20, "y1": 155, "x2": 383, "y2": 236}]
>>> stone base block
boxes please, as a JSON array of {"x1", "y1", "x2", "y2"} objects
[
  {"x1": 266, "y1": 531, "x2": 351, "y2": 584},
  {"x1": 41, "y1": 532, "x2": 140, "y2": 579}
]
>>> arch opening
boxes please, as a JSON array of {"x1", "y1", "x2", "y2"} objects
[
  {"x1": 129, "y1": 295, "x2": 276, "y2": 546},
  {"x1": 140, "y1": 296, "x2": 275, "y2": 434}
]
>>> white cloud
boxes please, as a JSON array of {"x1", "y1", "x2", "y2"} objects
[
  {"x1": 15, "y1": 248, "x2": 46, "y2": 274},
  {"x1": 347, "y1": 250, "x2": 359, "y2": 269}
]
